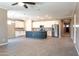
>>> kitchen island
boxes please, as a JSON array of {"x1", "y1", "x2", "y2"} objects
[{"x1": 26, "y1": 31, "x2": 47, "y2": 39}]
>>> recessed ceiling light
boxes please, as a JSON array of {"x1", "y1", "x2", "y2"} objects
[{"x1": 18, "y1": 2, "x2": 24, "y2": 6}]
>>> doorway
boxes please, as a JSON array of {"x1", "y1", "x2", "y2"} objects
[{"x1": 61, "y1": 19, "x2": 71, "y2": 37}]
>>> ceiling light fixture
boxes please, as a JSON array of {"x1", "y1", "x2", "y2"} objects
[{"x1": 18, "y1": 2, "x2": 24, "y2": 6}]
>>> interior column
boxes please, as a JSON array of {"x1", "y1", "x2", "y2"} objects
[{"x1": 0, "y1": 8, "x2": 8, "y2": 45}]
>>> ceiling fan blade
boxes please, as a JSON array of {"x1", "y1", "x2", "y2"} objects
[
  {"x1": 23, "y1": 2, "x2": 36, "y2": 5},
  {"x1": 24, "y1": 5, "x2": 28, "y2": 8},
  {"x1": 12, "y1": 3, "x2": 18, "y2": 5}
]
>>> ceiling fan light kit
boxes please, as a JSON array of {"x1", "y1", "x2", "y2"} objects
[
  {"x1": 12, "y1": 2, "x2": 36, "y2": 9},
  {"x1": 18, "y1": 2, "x2": 24, "y2": 6}
]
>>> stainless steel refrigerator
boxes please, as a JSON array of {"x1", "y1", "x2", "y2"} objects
[{"x1": 52, "y1": 24, "x2": 59, "y2": 37}]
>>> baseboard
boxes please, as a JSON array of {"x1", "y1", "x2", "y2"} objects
[
  {"x1": 8, "y1": 35, "x2": 25, "y2": 39},
  {"x1": 0, "y1": 42, "x2": 8, "y2": 46},
  {"x1": 75, "y1": 44, "x2": 79, "y2": 56}
]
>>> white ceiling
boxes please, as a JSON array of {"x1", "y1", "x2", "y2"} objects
[{"x1": 0, "y1": 2, "x2": 76, "y2": 20}]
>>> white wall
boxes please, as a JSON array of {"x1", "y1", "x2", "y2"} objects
[
  {"x1": 0, "y1": 8, "x2": 7, "y2": 44},
  {"x1": 25, "y1": 20, "x2": 32, "y2": 31},
  {"x1": 75, "y1": 3, "x2": 79, "y2": 55}
]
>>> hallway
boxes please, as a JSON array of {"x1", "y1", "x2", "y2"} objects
[{"x1": 0, "y1": 37, "x2": 78, "y2": 56}]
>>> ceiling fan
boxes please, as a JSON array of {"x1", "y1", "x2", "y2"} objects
[{"x1": 12, "y1": 2, "x2": 36, "y2": 8}]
